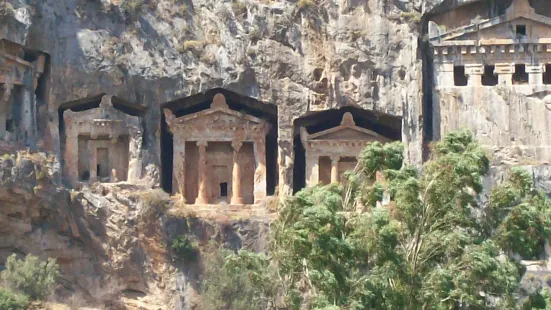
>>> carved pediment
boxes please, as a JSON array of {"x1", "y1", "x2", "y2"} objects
[
  {"x1": 303, "y1": 113, "x2": 390, "y2": 144},
  {"x1": 164, "y1": 93, "x2": 269, "y2": 134},
  {"x1": 430, "y1": 0, "x2": 551, "y2": 44}
]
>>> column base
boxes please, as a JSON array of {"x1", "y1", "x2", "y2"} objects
[
  {"x1": 195, "y1": 197, "x2": 208, "y2": 204},
  {"x1": 231, "y1": 197, "x2": 244, "y2": 205}
]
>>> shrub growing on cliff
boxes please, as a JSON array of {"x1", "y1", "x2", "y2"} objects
[
  {"x1": 1, "y1": 254, "x2": 59, "y2": 300},
  {"x1": 171, "y1": 235, "x2": 199, "y2": 263},
  {"x1": 0, "y1": 288, "x2": 28, "y2": 310}
]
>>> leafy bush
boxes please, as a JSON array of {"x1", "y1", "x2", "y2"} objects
[
  {"x1": 0, "y1": 288, "x2": 28, "y2": 310},
  {"x1": 1, "y1": 254, "x2": 59, "y2": 300},
  {"x1": 139, "y1": 188, "x2": 170, "y2": 211},
  {"x1": 201, "y1": 249, "x2": 276, "y2": 310},
  {"x1": 171, "y1": 235, "x2": 199, "y2": 263},
  {"x1": 297, "y1": 0, "x2": 316, "y2": 10}
]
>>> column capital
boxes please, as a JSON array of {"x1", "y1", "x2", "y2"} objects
[
  {"x1": 464, "y1": 64, "x2": 484, "y2": 75},
  {"x1": 232, "y1": 140, "x2": 243, "y2": 151},
  {"x1": 330, "y1": 156, "x2": 340, "y2": 163},
  {"x1": 196, "y1": 140, "x2": 208, "y2": 147},
  {"x1": 1, "y1": 83, "x2": 13, "y2": 103}
]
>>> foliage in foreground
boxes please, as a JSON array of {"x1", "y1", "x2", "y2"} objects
[
  {"x1": 202, "y1": 130, "x2": 551, "y2": 309},
  {"x1": 201, "y1": 249, "x2": 277, "y2": 310},
  {"x1": 0, "y1": 287, "x2": 28, "y2": 310},
  {"x1": 1, "y1": 254, "x2": 59, "y2": 301}
]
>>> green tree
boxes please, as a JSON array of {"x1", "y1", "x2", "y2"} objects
[
  {"x1": 1, "y1": 254, "x2": 59, "y2": 300},
  {"x1": 205, "y1": 130, "x2": 551, "y2": 309},
  {"x1": 278, "y1": 131, "x2": 551, "y2": 309}
]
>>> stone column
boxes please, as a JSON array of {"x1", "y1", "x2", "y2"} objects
[
  {"x1": 0, "y1": 83, "x2": 13, "y2": 140},
  {"x1": 253, "y1": 138, "x2": 267, "y2": 204},
  {"x1": 231, "y1": 140, "x2": 244, "y2": 204},
  {"x1": 305, "y1": 154, "x2": 320, "y2": 187},
  {"x1": 172, "y1": 135, "x2": 186, "y2": 199},
  {"x1": 64, "y1": 129, "x2": 79, "y2": 188},
  {"x1": 89, "y1": 144, "x2": 98, "y2": 183},
  {"x1": 330, "y1": 156, "x2": 340, "y2": 183},
  {"x1": 195, "y1": 141, "x2": 209, "y2": 204},
  {"x1": 465, "y1": 64, "x2": 483, "y2": 86},
  {"x1": 127, "y1": 126, "x2": 143, "y2": 184},
  {"x1": 435, "y1": 63, "x2": 454, "y2": 88},
  {"x1": 527, "y1": 64, "x2": 544, "y2": 85},
  {"x1": 20, "y1": 88, "x2": 36, "y2": 145},
  {"x1": 495, "y1": 63, "x2": 514, "y2": 85}
]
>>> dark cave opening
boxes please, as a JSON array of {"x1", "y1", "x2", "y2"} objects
[
  {"x1": 160, "y1": 88, "x2": 278, "y2": 196},
  {"x1": 292, "y1": 107, "x2": 402, "y2": 193}
]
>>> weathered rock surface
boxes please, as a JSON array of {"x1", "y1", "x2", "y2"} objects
[
  {"x1": 1, "y1": 0, "x2": 431, "y2": 194},
  {"x1": 0, "y1": 152, "x2": 271, "y2": 308}
]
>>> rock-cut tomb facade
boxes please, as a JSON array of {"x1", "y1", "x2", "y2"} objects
[
  {"x1": 300, "y1": 112, "x2": 390, "y2": 186},
  {"x1": 429, "y1": 0, "x2": 551, "y2": 164},
  {"x1": 63, "y1": 95, "x2": 143, "y2": 188},
  {"x1": 164, "y1": 93, "x2": 271, "y2": 205}
]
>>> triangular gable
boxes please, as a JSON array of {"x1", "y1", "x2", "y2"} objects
[
  {"x1": 304, "y1": 113, "x2": 389, "y2": 142},
  {"x1": 432, "y1": 0, "x2": 551, "y2": 42},
  {"x1": 165, "y1": 93, "x2": 267, "y2": 127}
]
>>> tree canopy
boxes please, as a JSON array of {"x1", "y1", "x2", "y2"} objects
[{"x1": 202, "y1": 130, "x2": 551, "y2": 309}]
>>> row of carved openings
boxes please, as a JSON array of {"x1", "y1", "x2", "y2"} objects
[{"x1": 453, "y1": 64, "x2": 551, "y2": 86}]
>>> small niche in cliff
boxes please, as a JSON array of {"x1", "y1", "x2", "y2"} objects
[
  {"x1": 482, "y1": 65, "x2": 498, "y2": 86},
  {"x1": 543, "y1": 64, "x2": 551, "y2": 84},
  {"x1": 292, "y1": 107, "x2": 401, "y2": 193},
  {"x1": 513, "y1": 64, "x2": 529, "y2": 85},
  {"x1": 160, "y1": 88, "x2": 278, "y2": 200}
]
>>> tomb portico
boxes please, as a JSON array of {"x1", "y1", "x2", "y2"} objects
[
  {"x1": 63, "y1": 95, "x2": 143, "y2": 188},
  {"x1": 300, "y1": 112, "x2": 390, "y2": 186},
  {"x1": 0, "y1": 39, "x2": 46, "y2": 143},
  {"x1": 164, "y1": 93, "x2": 271, "y2": 205},
  {"x1": 429, "y1": 0, "x2": 551, "y2": 163},
  {"x1": 430, "y1": 0, "x2": 551, "y2": 89}
]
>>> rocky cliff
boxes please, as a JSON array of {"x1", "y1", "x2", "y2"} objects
[
  {"x1": 4, "y1": 0, "x2": 551, "y2": 308},
  {"x1": 1, "y1": 0, "x2": 434, "y2": 194}
]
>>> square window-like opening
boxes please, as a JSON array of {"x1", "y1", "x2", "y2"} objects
[
  {"x1": 454, "y1": 66, "x2": 468, "y2": 86},
  {"x1": 80, "y1": 170, "x2": 90, "y2": 181},
  {"x1": 516, "y1": 25, "x2": 527, "y2": 36},
  {"x1": 482, "y1": 65, "x2": 498, "y2": 86},
  {"x1": 5, "y1": 119, "x2": 13, "y2": 132},
  {"x1": 544, "y1": 64, "x2": 551, "y2": 85},
  {"x1": 513, "y1": 64, "x2": 529, "y2": 85},
  {"x1": 220, "y1": 182, "x2": 228, "y2": 197}
]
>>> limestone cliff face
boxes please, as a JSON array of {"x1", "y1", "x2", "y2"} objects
[
  {"x1": 0, "y1": 152, "x2": 271, "y2": 308},
  {"x1": 1, "y1": 0, "x2": 433, "y2": 193}
]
